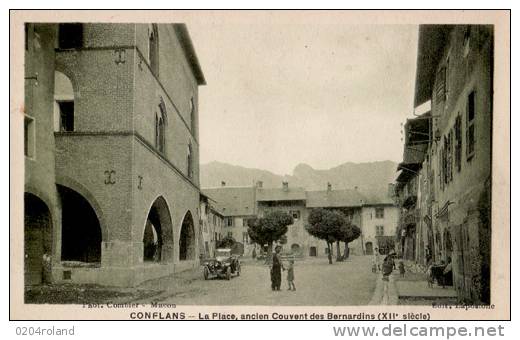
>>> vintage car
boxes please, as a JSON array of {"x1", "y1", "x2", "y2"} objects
[{"x1": 202, "y1": 248, "x2": 241, "y2": 280}]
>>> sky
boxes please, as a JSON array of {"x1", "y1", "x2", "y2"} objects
[{"x1": 188, "y1": 21, "x2": 419, "y2": 175}]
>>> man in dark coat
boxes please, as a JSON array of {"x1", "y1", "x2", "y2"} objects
[{"x1": 271, "y1": 245, "x2": 283, "y2": 291}]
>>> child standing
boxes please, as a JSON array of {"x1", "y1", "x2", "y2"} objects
[
  {"x1": 398, "y1": 260, "x2": 406, "y2": 278},
  {"x1": 287, "y1": 259, "x2": 296, "y2": 291}
]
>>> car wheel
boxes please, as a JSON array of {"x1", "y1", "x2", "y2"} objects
[
  {"x1": 204, "y1": 267, "x2": 209, "y2": 280},
  {"x1": 226, "y1": 267, "x2": 231, "y2": 280}
]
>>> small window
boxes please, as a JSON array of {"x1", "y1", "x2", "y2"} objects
[
  {"x1": 375, "y1": 207, "x2": 384, "y2": 219},
  {"x1": 155, "y1": 101, "x2": 166, "y2": 153},
  {"x1": 24, "y1": 116, "x2": 35, "y2": 158},
  {"x1": 463, "y1": 26, "x2": 471, "y2": 57},
  {"x1": 187, "y1": 142, "x2": 193, "y2": 178},
  {"x1": 227, "y1": 231, "x2": 233, "y2": 238},
  {"x1": 190, "y1": 98, "x2": 195, "y2": 132},
  {"x1": 466, "y1": 91, "x2": 476, "y2": 159},
  {"x1": 58, "y1": 23, "x2": 84, "y2": 49},
  {"x1": 227, "y1": 218, "x2": 233, "y2": 227},
  {"x1": 455, "y1": 115, "x2": 462, "y2": 172},
  {"x1": 57, "y1": 101, "x2": 74, "y2": 132},
  {"x1": 148, "y1": 24, "x2": 159, "y2": 76},
  {"x1": 435, "y1": 66, "x2": 447, "y2": 103},
  {"x1": 376, "y1": 225, "x2": 385, "y2": 236}
]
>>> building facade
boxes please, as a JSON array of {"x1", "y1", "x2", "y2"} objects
[
  {"x1": 203, "y1": 181, "x2": 394, "y2": 258},
  {"x1": 199, "y1": 193, "x2": 224, "y2": 259},
  {"x1": 24, "y1": 23, "x2": 206, "y2": 287},
  {"x1": 396, "y1": 25, "x2": 493, "y2": 303}
]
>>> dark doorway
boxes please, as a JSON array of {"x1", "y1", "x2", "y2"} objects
[
  {"x1": 309, "y1": 246, "x2": 317, "y2": 257},
  {"x1": 291, "y1": 243, "x2": 301, "y2": 255},
  {"x1": 24, "y1": 193, "x2": 53, "y2": 285},
  {"x1": 143, "y1": 196, "x2": 173, "y2": 263},
  {"x1": 58, "y1": 185, "x2": 101, "y2": 263},
  {"x1": 179, "y1": 211, "x2": 195, "y2": 261},
  {"x1": 365, "y1": 242, "x2": 373, "y2": 255}
]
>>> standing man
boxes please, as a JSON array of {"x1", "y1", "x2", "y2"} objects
[{"x1": 270, "y1": 245, "x2": 283, "y2": 291}]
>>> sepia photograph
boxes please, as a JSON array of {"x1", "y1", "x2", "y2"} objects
[{"x1": 10, "y1": 10, "x2": 510, "y2": 321}]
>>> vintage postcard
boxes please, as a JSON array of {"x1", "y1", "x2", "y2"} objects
[{"x1": 10, "y1": 10, "x2": 510, "y2": 320}]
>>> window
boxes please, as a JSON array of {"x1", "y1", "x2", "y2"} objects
[
  {"x1": 57, "y1": 101, "x2": 74, "y2": 132},
  {"x1": 243, "y1": 232, "x2": 249, "y2": 244},
  {"x1": 155, "y1": 100, "x2": 166, "y2": 153},
  {"x1": 190, "y1": 98, "x2": 195, "y2": 132},
  {"x1": 455, "y1": 115, "x2": 462, "y2": 172},
  {"x1": 466, "y1": 91, "x2": 476, "y2": 159},
  {"x1": 58, "y1": 24, "x2": 84, "y2": 49},
  {"x1": 376, "y1": 225, "x2": 385, "y2": 236},
  {"x1": 214, "y1": 232, "x2": 217, "y2": 242},
  {"x1": 24, "y1": 116, "x2": 35, "y2": 158},
  {"x1": 435, "y1": 66, "x2": 447, "y2": 103},
  {"x1": 463, "y1": 26, "x2": 471, "y2": 58},
  {"x1": 290, "y1": 210, "x2": 300, "y2": 220},
  {"x1": 187, "y1": 143, "x2": 193, "y2": 178},
  {"x1": 375, "y1": 207, "x2": 384, "y2": 219},
  {"x1": 227, "y1": 231, "x2": 233, "y2": 239},
  {"x1": 148, "y1": 24, "x2": 159, "y2": 76},
  {"x1": 226, "y1": 218, "x2": 233, "y2": 227}
]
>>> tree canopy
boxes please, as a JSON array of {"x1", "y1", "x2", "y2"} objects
[
  {"x1": 306, "y1": 208, "x2": 361, "y2": 263},
  {"x1": 247, "y1": 211, "x2": 293, "y2": 248}
]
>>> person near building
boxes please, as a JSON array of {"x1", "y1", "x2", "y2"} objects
[
  {"x1": 286, "y1": 259, "x2": 296, "y2": 291},
  {"x1": 270, "y1": 245, "x2": 283, "y2": 291}
]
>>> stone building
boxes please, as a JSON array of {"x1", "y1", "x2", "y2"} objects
[
  {"x1": 396, "y1": 25, "x2": 493, "y2": 303},
  {"x1": 203, "y1": 181, "x2": 395, "y2": 258},
  {"x1": 256, "y1": 181, "x2": 309, "y2": 256},
  {"x1": 24, "y1": 23, "x2": 206, "y2": 287},
  {"x1": 202, "y1": 184, "x2": 257, "y2": 256},
  {"x1": 199, "y1": 193, "x2": 224, "y2": 258},
  {"x1": 360, "y1": 199, "x2": 400, "y2": 256}
]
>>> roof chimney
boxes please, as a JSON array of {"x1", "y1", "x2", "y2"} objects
[
  {"x1": 327, "y1": 182, "x2": 332, "y2": 192},
  {"x1": 282, "y1": 181, "x2": 289, "y2": 192},
  {"x1": 221, "y1": 181, "x2": 226, "y2": 187},
  {"x1": 256, "y1": 180, "x2": 263, "y2": 188}
]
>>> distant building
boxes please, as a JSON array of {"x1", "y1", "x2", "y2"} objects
[
  {"x1": 199, "y1": 193, "x2": 224, "y2": 258},
  {"x1": 24, "y1": 23, "x2": 206, "y2": 287},
  {"x1": 203, "y1": 181, "x2": 396, "y2": 258},
  {"x1": 360, "y1": 199, "x2": 400, "y2": 256},
  {"x1": 256, "y1": 181, "x2": 308, "y2": 256},
  {"x1": 202, "y1": 185, "x2": 257, "y2": 256}
]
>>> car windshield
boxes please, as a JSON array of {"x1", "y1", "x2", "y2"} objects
[{"x1": 215, "y1": 250, "x2": 230, "y2": 257}]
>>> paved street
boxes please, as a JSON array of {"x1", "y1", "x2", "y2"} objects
[{"x1": 137, "y1": 255, "x2": 376, "y2": 306}]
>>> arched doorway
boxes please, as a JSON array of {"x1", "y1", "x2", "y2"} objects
[
  {"x1": 143, "y1": 196, "x2": 173, "y2": 263},
  {"x1": 24, "y1": 193, "x2": 53, "y2": 285},
  {"x1": 365, "y1": 242, "x2": 373, "y2": 255},
  {"x1": 58, "y1": 185, "x2": 102, "y2": 263},
  {"x1": 179, "y1": 211, "x2": 196, "y2": 261}
]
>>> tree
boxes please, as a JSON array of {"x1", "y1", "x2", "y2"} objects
[
  {"x1": 216, "y1": 235, "x2": 236, "y2": 249},
  {"x1": 247, "y1": 211, "x2": 293, "y2": 258},
  {"x1": 305, "y1": 208, "x2": 345, "y2": 264},
  {"x1": 337, "y1": 222, "x2": 361, "y2": 260}
]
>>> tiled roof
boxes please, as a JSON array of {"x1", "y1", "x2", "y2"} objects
[
  {"x1": 256, "y1": 187, "x2": 306, "y2": 201},
  {"x1": 202, "y1": 187, "x2": 256, "y2": 217},
  {"x1": 306, "y1": 189, "x2": 367, "y2": 208}
]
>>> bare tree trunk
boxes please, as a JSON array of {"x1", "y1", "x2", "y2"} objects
[
  {"x1": 265, "y1": 242, "x2": 273, "y2": 265},
  {"x1": 336, "y1": 240, "x2": 342, "y2": 262},
  {"x1": 327, "y1": 242, "x2": 333, "y2": 264},
  {"x1": 344, "y1": 242, "x2": 350, "y2": 259}
]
